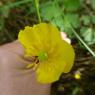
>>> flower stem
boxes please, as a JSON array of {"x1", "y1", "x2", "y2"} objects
[
  {"x1": 69, "y1": 24, "x2": 95, "y2": 58},
  {"x1": 35, "y1": 0, "x2": 41, "y2": 23}
]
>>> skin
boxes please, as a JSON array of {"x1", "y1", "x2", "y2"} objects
[
  {"x1": 0, "y1": 41, "x2": 51, "y2": 95},
  {"x1": 0, "y1": 32, "x2": 70, "y2": 95}
]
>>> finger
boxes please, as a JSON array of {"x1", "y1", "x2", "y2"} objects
[{"x1": 60, "y1": 32, "x2": 71, "y2": 44}]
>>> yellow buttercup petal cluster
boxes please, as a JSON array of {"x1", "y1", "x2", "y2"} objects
[{"x1": 18, "y1": 23, "x2": 75, "y2": 84}]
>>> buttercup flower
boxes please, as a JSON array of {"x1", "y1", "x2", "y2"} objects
[{"x1": 18, "y1": 23, "x2": 75, "y2": 84}]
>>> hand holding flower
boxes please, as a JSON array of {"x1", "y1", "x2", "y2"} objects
[{"x1": 0, "y1": 23, "x2": 75, "y2": 95}]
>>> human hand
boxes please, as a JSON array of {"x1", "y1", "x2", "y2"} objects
[
  {"x1": 0, "y1": 41, "x2": 51, "y2": 95},
  {"x1": 0, "y1": 32, "x2": 71, "y2": 95}
]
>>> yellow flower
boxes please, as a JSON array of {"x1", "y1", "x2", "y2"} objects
[
  {"x1": 74, "y1": 71, "x2": 81, "y2": 80},
  {"x1": 18, "y1": 23, "x2": 75, "y2": 84}
]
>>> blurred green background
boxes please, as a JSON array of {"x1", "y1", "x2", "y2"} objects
[{"x1": 0, "y1": 0, "x2": 95, "y2": 95}]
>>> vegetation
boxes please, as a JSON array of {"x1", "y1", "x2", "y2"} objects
[{"x1": 0, "y1": 0, "x2": 95, "y2": 95}]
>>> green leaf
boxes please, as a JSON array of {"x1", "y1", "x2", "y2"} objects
[
  {"x1": 91, "y1": 0, "x2": 95, "y2": 10},
  {"x1": 41, "y1": 1, "x2": 61, "y2": 21},
  {"x1": 81, "y1": 15, "x2": 91, "y2": 25},
  {"x1": 51, "y1": 16, "x2": 64, "y2": 31},
  {"x1": 61, "y1": 16, "x2": 74, "y2": 38},
  {"x1": 1, "y1": 5, "x2": 10, "y2": 18},
  {"x1": 27, "y1": 6, "x2": 36, "y2": 15},
  {"x1": 63, "y1": 0, "x2": 81, "y2": 12},
  {"x1": 51, "y1": 15, "x2": 74, "y2": 38},
  {"x1": 80, "y1": 27, "x2": 95, "y2": 45},
  {"x1": 64, "y1": 13, "x2": 80, "y2": 28},
  {"x1": 64, "y1": 27, "x2": 74, "y2": 38},
  {"x1": 91, "y1": 15, "x2": 95, "y2": 24}
]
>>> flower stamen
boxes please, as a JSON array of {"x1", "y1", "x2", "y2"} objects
[{"x1": 38, "y1": 51, "x2": 48, "y2": 62}]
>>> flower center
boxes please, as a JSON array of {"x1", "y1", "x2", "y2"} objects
[
  {"x1": 38, "y1": 51, "x2": 48, "y2": 62},
  {"x1": 26, "y1": 51, "x2": 48, "y2": 69}
]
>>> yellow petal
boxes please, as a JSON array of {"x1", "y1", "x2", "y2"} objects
[
  {"x1": 18, "y1": 26, "x2": 39, "y2": 56},
  {"x1": 59, "y1": 40, "x2": 75, "y2": 73},
  {"x1": 18, "y1": 23, "x2": 75, "y2": 84},
  {"x1": 36, "y1": 40, "x2": 75, "y2": 83},
  {"x1": 36, "y1": 61, "x2": 64, "y2": 83},
  {"x1": 32, "y1": 23, "x2": 62, "y2": 51}
]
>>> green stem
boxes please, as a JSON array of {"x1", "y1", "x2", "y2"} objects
[
  {"x1": 52, "y1": 2, "x2": 95, "y2": 57},
  {"x1": 69, "y1": 24, "x2": 95, "y2": 58},
  {"x1": 35, "y1": 0, "x2": 41, "y2": 23}
]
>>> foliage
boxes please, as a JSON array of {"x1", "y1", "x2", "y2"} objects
[
  {"x1": 0, "y1": 0, "x2": 95, "y2": 46},
  {"x1": 40, "y1": 0, "x2": 95, "y2": 46}
]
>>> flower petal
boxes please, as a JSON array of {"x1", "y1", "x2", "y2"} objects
[
  {"x1": 18, "y1": 23, "x2": 62, "y2": 56},
  {"x1": 58, "y1": 40, "x2": 75, "y2": 73},
  {"x1": 36, "y1": 61, "x2": 65, "y2": 83},
  {"x1": 36, "y1": 40, "x2": 75, "y2": 83},
  {"x1": 18, "y1": 26, "x2": 39, "y2": 56},
  {"x1": 18, "y1": 23, "x2": 75, "y2": 84}
]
